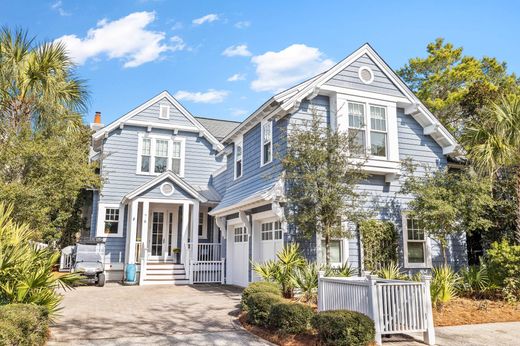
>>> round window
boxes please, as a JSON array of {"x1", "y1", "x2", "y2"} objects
[
  {"x1": 358, "y1": 66, "x2": 374, "y2": 84},
  {"x1": 160, "y1": 182, "x2": 174, "y2": 196}
]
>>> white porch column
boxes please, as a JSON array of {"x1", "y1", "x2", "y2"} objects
[
  {"x1": 141, "y1": 201, "x2": 150, "y2": 259},
  {"x1": 127, "y1": 200, "x2": 139, "y2": 264},
  {"x1": 191, "y1": 200, "x2": 200, "y2": 262},
  {"x1": 180, "y1": 201, "x2": 190, "y2": 264}
]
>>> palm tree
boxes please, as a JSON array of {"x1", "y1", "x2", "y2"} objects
[
  {"x1": 0, "y1": 27, "x2": 87, "y2": 138},
  {"x1": 463, "y1": 95, "x2": 520, "y2": 243}
]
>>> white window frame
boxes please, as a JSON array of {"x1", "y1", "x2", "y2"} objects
[
  {"x1": 96, "y1": 203, "x2": 124, "y2": 238},
  {"x1": 319, "y1": 237, "x2": 349, "y2": 268},
  {"x1": 198, "y1": 207, "x2": 208, "y2": 240},
  {"x1": 402, "y1": 213, "x2": 432, "y2": 269},
  {"x1": 261, "y1": 119, "x2": 273, "y2": 166},
  {"x1": 233, "y1": 226, "x2": 247, "y2": 243},
  {"x1": 260, "y1": 220, "x2": 283, "y2": 242},
  {"x1": 234, "y1": 136, "x2": 243, "y2": 180},
  {"x1": 136, "y1": 133, "x2": 185, "y2": 177},
  {"x1": 159, "y1": 105, "x2": 170, "y2": 119}
]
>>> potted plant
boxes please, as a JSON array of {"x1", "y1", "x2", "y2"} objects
[{"x1": 172, "y1": 248, "x2": 181, "y2": 264}]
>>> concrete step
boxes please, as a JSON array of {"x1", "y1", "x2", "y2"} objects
[
  {"x1": 142, "y1": 279, "x2": 190, "y2": 285},
  {"x1": 145, "y1": 263, "x2": 184, "y2": 270},
  {"x1": 146, "y1": 268, "x2": 186, "y2": 275},
  {"x1": 145, "y1": 273, "x2": 187, "y2": 281}
]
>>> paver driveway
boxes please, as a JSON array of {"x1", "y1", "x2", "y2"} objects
[{"x1": 49, "y1": 283, "x2": 271, "y2": 346}]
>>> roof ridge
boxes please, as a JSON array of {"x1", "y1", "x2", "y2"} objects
[{"x1": 194, "y1": 116, "x2": 241, "y2": 123}]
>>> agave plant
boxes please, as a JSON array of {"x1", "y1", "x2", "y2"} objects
[
  {"x1": 377, "y1": 262, "x2": 408, "y2": 280},
  {"x1": 292, "y1": 262, "x2": 319, "y2": 303},
  {"x1": 431, "y1": 265, "x2": 460, "y2": 309},
  {"x1": 0, "y1": 203, "x2": 81, "y2": 316}
]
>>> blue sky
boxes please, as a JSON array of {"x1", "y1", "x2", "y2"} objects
[{"x1": 1, "y1": 0, "x2": 519, "y2": 124}]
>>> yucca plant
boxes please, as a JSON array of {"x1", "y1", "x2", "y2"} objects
[
  {"x1": 324, "y1": 263, "x2": 358, "y2": 277},
  {"x1": 252, "y1": 260, "x2": 279, "y2": 282},
  {"x1": 293, "y1": 262, "x2": 319, "y2": 303},
  {"x1": 377, "y1": 262, "x2": 408, "y2": 280},
  {"x1": 431, "y1": 265, "x2": 459, "y2": 309},
  {"x1": 0, "y1": 203, "x2": 80, "y2": 316}
]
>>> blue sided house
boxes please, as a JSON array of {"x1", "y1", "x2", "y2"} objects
[{"x1": 87, "y1": 44, "x2": 465, "y2": 286}]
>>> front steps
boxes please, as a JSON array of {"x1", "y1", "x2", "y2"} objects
[{"x1": 142, "y1": 262, "x2": 189, "y2": 285}]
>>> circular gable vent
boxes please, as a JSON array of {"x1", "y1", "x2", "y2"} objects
[
  {"x1": 358, "y1": 66, "x2": 374, "y2": 84},
  {"x1": 160, "y1": 182, "x2": 174, "y2": 196}
]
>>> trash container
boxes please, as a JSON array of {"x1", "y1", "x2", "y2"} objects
[{"x1": 125, "y1": 263, "x2": 136, "y2": 283}]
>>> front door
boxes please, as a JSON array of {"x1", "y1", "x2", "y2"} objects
[{"x1": 148, "y1": 207, "x2": 177, "y2": 261}]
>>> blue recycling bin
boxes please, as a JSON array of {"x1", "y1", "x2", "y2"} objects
[{"x1": 125, "y1": 263, "x2": 137, "y2": 283}]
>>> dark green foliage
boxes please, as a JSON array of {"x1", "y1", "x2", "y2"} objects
[
  {"x1": 0, "y1": 304, "x2": 49, "y2": 345},
  {"x1": 359, "y1": 220, "x2": 397, "y2": 271},
  {"x1": 268, "y1": 302, "x2": 314, "y2": 334},
  {"x1": 312, "y1": 310, "x2": 375, "y2": 346},
  {"x1": 485, "y1": 240, "x2": 520, "y2": 301},
  {"x1": 241, "y1": 281, "x2": 281, "y2": 311},
  {"x1": 245, "y1": 292, "x2": 283, "y2": 326}
]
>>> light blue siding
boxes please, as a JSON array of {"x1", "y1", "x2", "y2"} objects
[
  {"x1": 324, "y1": 54, "x2": 405, "y2": 98},
  {"x1": 90, "y1": 190, "x2": 99, "y2": 238},
  {"x1": 133, "y1": 179, "x2": 194, "y2": 200},
  {"x1": 130, "y1": 97, "x2": 194, "y2": 128}
]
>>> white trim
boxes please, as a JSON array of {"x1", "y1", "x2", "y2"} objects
[
  {"x1": 123, "y1": 171, "x2": 208, "y2": 203},
  {"x1": 321, "y1": 85, "x2": 410, "y2": 105},
  {"x1": 160, "y1": 182, "x2": 175, "y2": 196},
  {"x1": 319, "y1": 237, "x2": 348, "y2": 267},
  {"x1": 92, "y1": 91, "x2": 224, "y2": 151},
  {"x1": 136, "y1": 133, "x2": 185, "y2": 177},
  {"x1": 227, "y1": 217, "x2": 245, "y2": 226},
  {"x1": 198, "y1": 206, "x2": 208, "y2": 240},
  {"x1": 125, "y1": 120, "x2": 199, "y2": 133},
  {"x1": 358, "y1": 66, "x2": 374, "y2": 84},
  {"x1": 96, "y1": 203, "x2": 124, "y2": 238},
  {"x1": 159, "y1": 105, "x2": 170, "y2": 119},
  {"x1": 402, "y1": 212, "x2": 432, "y2": 269},
  {"x1": 260, "y1": 119, "x2": 273, "y2": 167},
  {"x1": 234, "y1": 135, "x2": 243, "y2": 180}
]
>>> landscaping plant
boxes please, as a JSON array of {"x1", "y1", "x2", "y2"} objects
[
  {"x1": 0, "y1": 304, "x2": 49, "y2": 345},
  {"x1": 245, "y1": 292, "x2": 283, "y2": 327},
  {"x1": 312, "y1": 310, "x2": 375, "y2": 346},
  {"x1": 457, "y1": 263, "x2": 494, "y2": 298},
  {"x1": 241, "y1": 281, "x2": 281, "y2": 311},
  {"x1": 431, "y1": 265, "x2": 460, "y2": 309},
  {"x1": 268, "y1": 302, "x2": 314, "y2": 334},
  {"x1": 292, "y1": 262, "x2": 319, "y2": 303},
  {"x1": 376, "y1": 262, "x2": 408, "y2": 280},
  {"x1": 485, "y1": 240, "x2": 520, "y2": 301},
  {"x1": 359, "y1": 220, "x2": 398, "y2": 271}
]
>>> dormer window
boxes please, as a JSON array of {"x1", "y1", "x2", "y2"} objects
[
  {"x1": 369, "y1": 105, "x2": 387, "y2": 157},
  {"x1": 137, "y1": 134, "x2": 185, "y2": 176},
  {"x1": 234, "y1": 140, "x2": 243, "y2": 179},
  {"x1": 159, "y1": 105, "x2": 170, "y2": 119},
  {"x1": 261, "y1": 120, "x2": 273, "y2": 166},
  {"x1": 346, "y1": 102, "x2": 388, "y2": 159},
  {"x1": 348, "y1": 102, "x2": 366, "y2": 154}
]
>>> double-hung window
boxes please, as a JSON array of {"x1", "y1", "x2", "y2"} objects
[
  {"x1": 261, "y1": 120, "x2": 273, "y2": 165},
  {"x1": 370, "y1": 105, "x2": 387, "y2": 157},
  {"x1": 235, "y1": 140, "x2": 243, "y2": 179},
  {"x1": 403, "y1": 216, "x2": 431, "y2": 268},
  {"x1": 104, "y1": 208, "x2": 120, "y2": 235},
  {"x1": 348, "y1": 102, "x2": 366, "y2": 154},
  {"x1": 138, "y1": 136, "x2": 184, "y2": 176},
  {"x1": 320, "y1": 239, "x2": 343, "y2": 265}
]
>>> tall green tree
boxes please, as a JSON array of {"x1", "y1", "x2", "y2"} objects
[
  {"x1": 398, "y1": 38, "x2": 519, "y2": 135},
  {"x1": 282, "y1": 111, "x2": 368, "y2": 265},
  {"x1": 0, "y1": 28, "x2": 98, "y2": 244},
  {"x1": 463, "y1": 95, "x2": 520, "y2": 243},
  {"x1": 401, "y1": 165, "x2": 494, "y2": 264}
]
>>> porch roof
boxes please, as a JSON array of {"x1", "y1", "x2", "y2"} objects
[{"x1": 122, "y1": 171, "x2": 210, "y2": 203}]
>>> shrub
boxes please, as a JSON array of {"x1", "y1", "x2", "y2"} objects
[
  {"x1": 246, "y1": 292, "x2": 283, "y2": 326},
  {"x1": 293, "y1": 262, "x2": 319, "y2": 303},
  {"x1": 431, "y1": 266, "x2": 459, "y2": 309},
  {"x1": 312, "y1": 310, "x2": 375, "y2": 346},
  {"x1": 268, "y1": 302, "x2": 314, "y2": 334},
  {"x1": 0, "y1": 304, "x2": 49, "y2": 346},
  {"x1": 486, "y1": 240, "x2": 520, "y2": 302},
  {"x1": 457, "y1": 263, "x2": 494, "y2": 298},
  {"x1": 241, "y1": 281, "x2": 281, "y2": 311},
  {"x1": 359, "y1": 220, "x2": 398, "y2": 271}
]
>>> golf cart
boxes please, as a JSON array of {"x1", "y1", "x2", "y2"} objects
[{"x1": 72, "y1": 241, "x2": 106, "y2": 287}]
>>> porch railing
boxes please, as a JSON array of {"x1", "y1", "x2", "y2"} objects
[
  {"x1": 318, "y1": 273, "x2": 435, "y2": 346},
  {"x1": 196, "y1": 243, "x2": 221, "y2": 261},
  {"x1": 185, "y1": 243, "x2": 224, "y2": 284}
]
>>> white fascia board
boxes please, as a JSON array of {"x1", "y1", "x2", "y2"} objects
[{"x1": 124, "y1": 120, "x2": 199, "y2": 132}]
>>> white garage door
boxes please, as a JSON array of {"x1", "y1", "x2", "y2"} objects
[
  {"x1": 259, "y1": 220, "x2": 284, "y2": 263},
  {"x1": 229, "y1": 226, "x2": 249, "y2": 287}
]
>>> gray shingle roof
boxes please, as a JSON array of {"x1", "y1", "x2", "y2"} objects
[{"x1": 195, "y1": 117, "x2": 240, "y2": 140}]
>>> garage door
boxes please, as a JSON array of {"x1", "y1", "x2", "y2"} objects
[
  {"x1": 229, "y1": 225, "x2": 249, "y2": 287},
  {"x1": 259, "y1": 220, "x2": 284, "y2": 263}
]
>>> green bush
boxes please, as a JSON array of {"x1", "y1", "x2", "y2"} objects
[
  {"x1": 0, "y1": 304, "x2": 49, "y2": 346},
  {"x1": 268, "y1": 301, "x2": 314, "y2": 334},
  {"x1": 431, "y1": 266, "x2": 459, "y2": 308},
  {"x1": 241, "y1": 281, "x2": 281, "y2": 311},
  {"x1": 486, "y1": 240, "x2": 520, "y2": 301},
  {"x1": 312, "y1": 310, "x2": 375, "y2": 346},
  {"x1": 246, "y1": 292, "x2": 283, "y2": 326}
]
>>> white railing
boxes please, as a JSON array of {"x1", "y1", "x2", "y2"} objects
[
  {"x1": 196, "y1": 243, "x2": 221, "y2": 261},
  {"x1": 318, "y1": 273, "x2": 434, "y2": 346},
  {"x1": 59, "y1": 245, "x2": 74, "y2": 272},
  {"x1": 190, "y1": 259, "x2": 225, "y2": 284},
  {"x1": 139, "y1": 242, "x2": 148, "y2": 286}
]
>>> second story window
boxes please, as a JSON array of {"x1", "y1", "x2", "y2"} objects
[
  {"x1": 370, "y1": 105, "x2": 387, "y2": 157},
  {"x1": 154, "y1": 139, "x2": 169, "y2": 173},
  {"x1": 141, "y1": 138, "x2": 151, "y2": 172},
  {"x1": 348, "y1": 102, "x2": 366, "y2": 154},
  {"x1": 171, "y1": 141, "x2": 182, "y2": 175},
  {"x1": 138, "y1": 135, "x2": 185, "y2": 176},
  {"x1": 234, "y1": 140, "x2": 243, "y2": 179},
  {"x1": 261, "y1": 120, "x2": 273, "y2": 165}
]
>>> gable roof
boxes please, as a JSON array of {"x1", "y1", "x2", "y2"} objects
[
  {"x1": 221, "y1": 44, "x2": 460, "y2": 156},
  {"x1": 122, "y1": 171, "x2": 208, "y2": 203},
  {"x1": 195, "y1": 116, "x2": 240, "y2": 140},
  {"x1": 92, "y1": 91, "x2": 224, "y2": 151}
]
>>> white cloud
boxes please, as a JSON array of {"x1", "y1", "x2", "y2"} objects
[
  {"x1": 222, "y1": 44, "x2": 252, "y2": 57},
  {"x1": 227, "y1": 73, "x2": 246, "y2": 82},
  {"x1": 192, "y1": 14, "x2": 219, "y2": 25},
  {"x1": 55, "y1": 12, "x2": 184, "y2": 68},
  {"x1": 174, "y1": 89, "x2": 229, "y2": 103},
  {"x1": 51, "y1": 1, "x2": 70, "y2": 16},
  {"x1": 229, "y1": 108, "x2": 248, "y2": 117},
  {"x1": 234, "y1": 21, "x2": 251, "y2": 29},
  {"x1": 250, "y1": 44, "x2": 334, "y2": 92}
]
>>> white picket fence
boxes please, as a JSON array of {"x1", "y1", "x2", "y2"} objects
[
  {"x1": 190, "y1": 260, "x2": 225, "y2": 284},
  {"x1": 318, "y1": 273, "x2": 435, "y2": 345}
]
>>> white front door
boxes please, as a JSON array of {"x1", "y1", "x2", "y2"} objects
[
  {"x1": 228, "y1": 225, "x2": 249, "y2": 287},
  {"x1": 149, "y1": 207, "x2": 179, "y2": 261}
]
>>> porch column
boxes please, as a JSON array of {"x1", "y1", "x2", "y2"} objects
[
  {"x1": 127, "y1": 200, "x2": 138, "y2": 264},
  {"x1": 191, "y1": 200, "x2": 200, "y2": 262},
  {"x1": 180, "y1": 201, "x2": 190, "y2": 264},
  {"x1": 141, "y1": 201, "x2": 149, "y2": 260}
]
